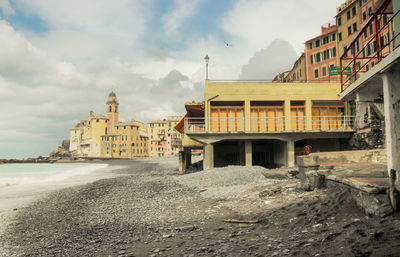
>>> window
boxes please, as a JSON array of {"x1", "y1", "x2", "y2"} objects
[
  {"x1": 364, "y1": 30, "x2": 368, "y2": 39},
  {"x1": 366, "y1": 64, "x2": 369, "y2": 71},
  {"x1": 371, "y1": 61, "x2": 375, "y2": 68},
  {"x1": 314, "y1": 69, "x2": 319, "y2": 78},
  {"x1": 331, "y1": 33, "x2": 335, "y2": 41},
  {"x1": 369, "y1": 23, "x2": 373, "y2": 35},
  {"x1": 338, "y1": 17, "x2": 342, "y2": 26},
  {"x1": 368, "y1": 7, "x2": 372, "y2": 15},
  {"x1": 347, "y1": 11, "x2": 351, "y2": 20},
  {"x1": 355, "y1": 39, "x2": 360, "y2": 52},
  {"x1": 363, "y1": 11, "x2": 366, "y2": 21},
  {"x1": 109, "y1": 105, "x2": 112, "y2": 112},
  {"x1": 352, "y1": 6, "x2": 356, "y2": 17},
  {"x1": 353, "y1": 23, "x2": 357, "y2": 32},
  {"x1": 344, "y1": 46, "x2": 348, "y2": 57},
  {"x1": 366, "y1": 44, "x2": 371, "y2": 55},
  {"x1": 96, "y1": 119, "x2": 99, "y2": 123},
  {"x1": 322, "y1": 67, "x2": 327, "y2": 76},
  {"x1": 372, "y1": 40, "x2": 377, "y2": 53},
  {"x1": 316, "y1": 53, "x2": 321, "y2": 63},
  {"x1": 383, "y1": 15, "x2": 388, "y2": 25},
  {"x1": 357, "y1": 62, "x2": 361, "y2": 70},
  {"x1": 315, "y1": 40, "x2": 320, "y2": 47},
  {"x1": 348, "y1": 26, "x2": 352, "y2": 36},
  {"x1": 339, "y1": 32, "x2": 342, "y2": 41}
]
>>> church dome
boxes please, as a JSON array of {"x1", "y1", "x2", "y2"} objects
[{"x1": 107, "y1": 90, "x2": 118, "y2": 104}]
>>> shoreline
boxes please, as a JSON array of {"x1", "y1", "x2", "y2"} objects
[{"x1": 0, "y1": 161, "x2": 127, "y2": 236}]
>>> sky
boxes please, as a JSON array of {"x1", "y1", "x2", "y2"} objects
[{"x1": 0, "y1": 0, "x2": 344, "y2": 158}]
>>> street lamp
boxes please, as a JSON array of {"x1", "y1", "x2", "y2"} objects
[{"x1": 204, "y1": 54, "x2": 210, "y2": 80}]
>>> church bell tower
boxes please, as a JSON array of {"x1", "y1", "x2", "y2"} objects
[{"x1": 106, "y1": 90, "x2": 119, "y2": 134}]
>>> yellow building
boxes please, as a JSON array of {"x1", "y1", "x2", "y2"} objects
[
  {"x1": 183, "y1": 80, "x2": 355, "y2": 169},
  {"x1": 70, "y1": 91, "x2": 149, "y2": 159},
  {"x1": 70, "y1": 111, "x2": 108, "y2": 157},
  {"x1": 336, "y1": 0, "x2": 360, "y2": 58},
  {"x1": 100, "y1": 122, "x2": 149, "y2": 158}
]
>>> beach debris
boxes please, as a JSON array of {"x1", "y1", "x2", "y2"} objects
[
  {"x1": 176, "y1": 225, "x2": 196, "y2": 232},
  {"x1": 223, "y1": 219, "x2": 261, "y2": 224},
  {"x1": 200, "y1": 188, "x2": 208, "y2": 192}
]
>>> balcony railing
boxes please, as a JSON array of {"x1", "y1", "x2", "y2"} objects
[
  {"x1": 340, "y1": 0, "x2": 400, "y2": 91},
  {"x1": 184, "y1": 116, "x2": 355, "y2": 133}
]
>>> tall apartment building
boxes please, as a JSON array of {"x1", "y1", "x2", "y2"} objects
[
  {"x1": 165, "y1": 116, "x2": 183, "y2": 157},
  {"x1": 336, "y1": 0, "x2": 360, "y2": 58},
  {"x1": 305, "y1": 23, "x2": 339, "y2": 82},
  {"x1": 285, "y1": 53, "x2": 307, "y2": 82},
  {"x1": 148, "y1": 116, "x2": 183, "y2": 157}
]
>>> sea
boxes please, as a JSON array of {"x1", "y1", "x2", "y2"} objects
[{"x1": 0, "y1": 163, "x2": 108, "y2": 189}]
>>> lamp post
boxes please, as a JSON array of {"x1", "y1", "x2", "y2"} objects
[{"x1": 204, "y1": 54, "x2": 210, "y2": 80}]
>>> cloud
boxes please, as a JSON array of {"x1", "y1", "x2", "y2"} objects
[
  {"x1": 161, "y1": 0, "x2": 200, "y2": 37},
  {"x1": 239, "y1": 39, "x2": 298, "y2": 80},
  {"x1": 221, "y1": 0, "x2": 344, "y2": 54},
  {"x1": 0, "y1": 0, "x2": 14, "y2": 16}
]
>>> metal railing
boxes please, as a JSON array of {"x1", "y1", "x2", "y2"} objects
[
  {"x1": 184, "y1": 116, "x2": 355, "y2": 133},
  {"x1": 340, "y1": 0, "x2": 400, "y2": 91}
]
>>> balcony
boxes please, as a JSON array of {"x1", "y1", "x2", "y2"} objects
[
  {"x1": 340, "y1": 0, "x2": 400, "y2": 91},
  {"x1": 184, "y1": 116, "x2": 355, "y2": 134}
]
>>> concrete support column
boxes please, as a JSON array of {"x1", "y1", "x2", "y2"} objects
[
  {"x1": 305, "y1": 100, "x2": 312, "y2": 130},
  {"x1": 245, "y1": 140, "x2": 252, "y2": 166},
  {"x1": 185, "y1": 148, "x2": 192, "y2": 167},
  {"x1": 245, "y1": 100, "x2": 251, "y2": 132},
  {"x1": 178, "y1": 150, "x2": 186, "y2": 173},
  {"x1": 203, "y1": 144, "x2": 214, "y2": 170},
  {"x1": 284, "y1": 100, "x2": 291, "y2": 131},
  {"x1": 286, "y1": 140, "x2": 295, "y2": 167},
  {"x1": 239, "y1": 141, "x2": 245, "y2": 166},
  {"x1": 382, "y1": 69, "x2": 400, "y2": 211}
]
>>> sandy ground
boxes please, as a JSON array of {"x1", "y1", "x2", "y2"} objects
[{"x1": 1, "y1": 158, "x2": 400, "y2": 256}]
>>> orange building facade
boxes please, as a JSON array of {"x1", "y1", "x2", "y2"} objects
[{"x1": 305, "y1": 24, "x2": 339, "y2": 82}]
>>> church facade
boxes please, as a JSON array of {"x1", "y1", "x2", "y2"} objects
[{"x1": 69, "y1": 91, "x2": 149, "y2": 159}]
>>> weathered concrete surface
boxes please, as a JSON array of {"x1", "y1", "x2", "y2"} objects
[
  {"x1": 309, "y1": 149, "x2": 386, "y2": 165},
  {"x1": 297, "y1": 155, "x2": 320, "y2": 191},
  {"x1": 326, "y1": 180, "x2": 393, "y2": 217},
  {"x1": 297, "y1": 154, "x2": 393, "y2": 217}
]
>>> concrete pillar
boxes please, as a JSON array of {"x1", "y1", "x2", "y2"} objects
[
  {"x1": 178, "y1": 150, "x2": 186, "y2": 173},
  {"x1": 245, "y1": 140, "x2": 252, "y2": 166},
  {"x1": 239, "y1": 141, "x2": 245, "y2": 166},
  {"x1": 305, "y1": 100, "x2": 312, "y2": 130},
  {"x1": 185, "y1": 148, "x2": 192, "y2": 168},
  {"x1": 203, "y1": 144, "x2": 214, "y2": 170},
  {"x1": 382, "y1": 69, "x2": 400, "y2": 211},
  {"x1": 286, "y1": 140, "x2": 295, "y2": 167},
  {"x1": 244, "y1": 100, "x2": 251, "y2": 132},
  {"x1": 284, "y1": 100, "x2": 291, "y2": 131}
]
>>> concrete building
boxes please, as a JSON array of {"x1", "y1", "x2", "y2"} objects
[
  {"x1": 339, "y1": 0, "x2": 400, "y2": 209},
  {"x1": 183, "y1": 80, "x2": 354, "y2": 170},
  {"x1": 305, "y1": 23, "x2": 339, "y2": 82},
  {"x1": 70, "y1": 91, "x2": 149, "y2": 159}
]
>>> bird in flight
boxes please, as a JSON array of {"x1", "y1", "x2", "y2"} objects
[{"x1": 224, "y1": 41, "x2": 233, "y2": 47}]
